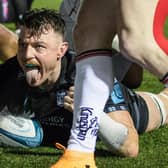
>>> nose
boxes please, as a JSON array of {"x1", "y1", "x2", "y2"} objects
[{"x1": 24, "y1": 45, "x2": 35, "y2": 60}]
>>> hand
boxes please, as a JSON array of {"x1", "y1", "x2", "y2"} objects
[{"x1": 64, "y1": 86, "x2": 74, "y2": 112}]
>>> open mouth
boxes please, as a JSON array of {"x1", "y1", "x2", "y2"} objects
[
  {"x1": 25, "y1": 63, "x2": 40, "y2": 70},
  {"x1": 24, "y1": 63, "x2": 42, "y2": 85}
]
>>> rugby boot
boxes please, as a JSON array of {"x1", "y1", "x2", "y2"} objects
[{"x1": 51, "y1": 149, "x2": 97, "y2": 168}]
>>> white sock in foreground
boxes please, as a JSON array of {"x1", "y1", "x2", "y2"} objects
[{"x1": 68, "y1": 50, "x2": 113, "y2": 152}]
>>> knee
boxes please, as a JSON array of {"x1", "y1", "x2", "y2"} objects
[
  {"x1": 107, "y1": 138, "x2": 139, "y2": 158},
  {"x1": 123, "y1": 142, "x2": 139, "y2": 158},
  {"x1": 113, "y1": 128, "x2": 139, "y2": 158},
  {"x1": 120, "y1": 131, "x2": 139, "y2": 158}
]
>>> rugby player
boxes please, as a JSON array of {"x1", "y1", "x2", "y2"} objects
[
  {"x1": 54, "y1": 0, "x2": 168, "y2": 167},
  {"x1": 0, "y1": 7, "x2": 167, "y2": 168}
]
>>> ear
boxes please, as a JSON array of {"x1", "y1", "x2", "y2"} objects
[{"x1": 58, "y1": 42, "x2": 69, "y2": 59}]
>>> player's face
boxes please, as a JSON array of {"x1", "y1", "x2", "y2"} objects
[{"x1": 17, "y1": 27, "x2": 68, "y2": 87}]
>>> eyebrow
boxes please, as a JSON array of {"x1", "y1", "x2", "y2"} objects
[{"x1": 18, "y1": 39, "x2": 46, "y2": 45}]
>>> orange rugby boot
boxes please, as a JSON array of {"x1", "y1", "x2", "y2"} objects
[{"x1": 51, "y1": 148, "x2": 97, "y2": 168}]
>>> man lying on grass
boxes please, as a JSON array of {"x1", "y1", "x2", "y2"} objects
[{"x1": 0, "y1": 8, "x2": 168, "y2": 168}]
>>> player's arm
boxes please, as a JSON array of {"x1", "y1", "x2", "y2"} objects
[{"x1": 0, "y1": 24, "x2": 18, "y2": 62}]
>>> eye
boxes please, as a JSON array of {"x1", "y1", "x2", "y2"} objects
[{"x1": 35, "y1": 44, "x2": 46, "y2": 52}]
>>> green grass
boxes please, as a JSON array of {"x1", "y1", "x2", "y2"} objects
[
  {"x1": 3, "y1": 0, "x2": 62, "y2": 31},
  {"x1": 1, "y1": 1, "x2": 168, "y2": 168}
]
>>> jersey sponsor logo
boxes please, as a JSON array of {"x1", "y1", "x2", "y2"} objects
[
  {"x1": 76, "y1": 107, "x2": 99, "y2": 141},
  {"x1": 39, "y1": 116, "x2": 71, "y2": 128}
]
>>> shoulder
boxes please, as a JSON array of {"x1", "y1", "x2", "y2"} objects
[
  {"x1": 1, "y1": 56, "x2": 20, "y2": 70},
  {"x1": 0, "y1": 56, "x2": 24, "y2": 84}
]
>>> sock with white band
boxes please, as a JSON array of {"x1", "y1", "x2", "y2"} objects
[{"x1": 68, "y1": 50, "x2": 113, "y2": 152}]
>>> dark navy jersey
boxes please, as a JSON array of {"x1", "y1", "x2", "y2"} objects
[
  {"x1": 0, "y1": 52, "x2": 75, "y2": 116},
  {"x1": 0, "y1": 52, "x2": 75, "y2": 146},
  {"x1": 0, "y1": 53, "x2": 148, "y2": 146}
]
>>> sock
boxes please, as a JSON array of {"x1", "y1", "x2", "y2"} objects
[
  {"x1": 160, "y1": 72, "x2": 168, "y2": 87},
  {"x1": 68, "y1": 50, "x2": 114, "y2": 152}
]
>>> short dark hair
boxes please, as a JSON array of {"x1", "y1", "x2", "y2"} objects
[{"x1": 21, "y1": 8, "x2": 66, "y2": 37}]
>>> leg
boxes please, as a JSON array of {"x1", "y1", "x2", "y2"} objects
[
  {"x1": 99, "y1": 82, "x2": 168, "y2": 157},
  {"x1": 69, "y1": 0, "x2": 115, "y2": 153},
  {"x1": 116, "y1": 0, "x2": 168, "y2": 81},
  {"x1": 51, "y1": 0, "x2": 116, "y2": 167},
  {"x1": 99, "y1": 111, "x2": 139, "y2": 157},
  {"x1": 74, "y1": 0, "x2": 116, "y2": 53},
  {"x1": 137, "y1": 88, "x2": 168, "y2": 131},
  {"x1": 99, "y1": 79, "x2": 140, "y2": 157}
]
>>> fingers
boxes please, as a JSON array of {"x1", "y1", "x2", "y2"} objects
[
  {"x1": 63, "y1": 86, "x2": 74, "y2": 112},
  {"x1": 64, "y1": 96, "x2": 74, "y2": 112},
  {"x1": 68, "y1": 86, "x2": 74, "y2": 97}
]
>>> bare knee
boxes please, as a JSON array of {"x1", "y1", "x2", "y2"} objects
[
  {"x1": 106, "y1": 132, "x2": 139, "y2": 158},
  {"x1": 122, "y1": 141, "x2": 139, "y2": 158},
  {"x1": 107, "y1": 138, "x2": 139, "y2": 158},
  {"x1": 115, "y1": 128, "x2": 139, "y2": 158}
]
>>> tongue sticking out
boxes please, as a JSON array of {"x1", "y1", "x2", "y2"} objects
[{"x1": 26, "y1": 68, "x2": 41, "y2": 85}]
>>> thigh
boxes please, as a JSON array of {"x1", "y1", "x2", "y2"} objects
[
  {"x1": 137, "y1": 91, "x2": 162, "y2": 132},
  {"x1": 74, "y1": 0, "x2": 117, "y2": 53},
  {"x1": 116, "y1": 0, "x2": 168, "y2": 78},
  {"x1": 108, "y1": 111, "x2": 135, "y2": 129},
  {"x1": 116, "y1": 0, "x2": 158, "y2": 44}
]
